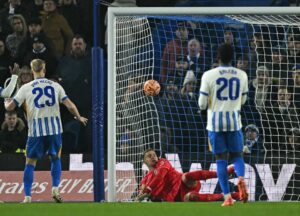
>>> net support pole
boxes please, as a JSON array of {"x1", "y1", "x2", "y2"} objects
[
  {"x1": 92, "y1": 0, "x2": 105, "y2": 202},
  {"x1": 107, "y1": 7, "x2": 116, "y2": 202}
]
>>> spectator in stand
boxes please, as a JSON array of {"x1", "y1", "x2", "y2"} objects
[
  {"x1": 267, "y1": 45, "x2": 288, "y2": 85},
  {"x1": 17, "y1": 65, "x2": 32, "y2": 87},
  {"x1": 58, "y1": 0, "x2": 83, "y2": 35},
  {"x1": 23, "y1": 33, "x2": 58, "y2": 81},
  {"x1": 181, "y1": 70, "x2": 197, "y2": 100},
  {"x1": 57, "y1": 35, "x2": 91, "y2": 152},
  {"x1": 186, "y1": 38, "x2": 208, "y2": 85},
  {"x1": 41, "y1": 0, "x2": 74, "y2": 58},
  {"x1": 0, "y1": 0, "x2": 28, "y2": 37},
  {"x1": 17, "y1": 17, "x2": 54, "y2": 62},
  {"x1": 223, "y1": 27, "x2": 243, "y2": 65},
  {"x1": 25, "y1": 0, "x2": 44, "y2": 18},
  {"x1": 287, "y1": 127, "x2": 300, "y2": 153},
  {"x1": 0, "y1": 110, "x2": 27, "y2": 153},
  {"x1": 224, "y1": 27, "x2": 234, "y2": 45},
  {"x1": 248, "y1": 65, "x2": 275, "y2": 111},
  {"x1": 236, "y1": 55, "x2": 249, "y2": 72},
  {"x1": 248, "y1": 34, "x2": 258, "y2": 77},
  {"x1": 246, "y1": 66, "x2": 276, "y2": 141},
  {"x1": 287, "y1": 27, "x2": 300, "y2": 66},
  {"x1": 237, "y1": 54, "x2": 250, "y2": 78},
  {"x1": 243, "y1": 124, "x2": 262, "y2": 155},
  {"x1": 0, "y1": 37, "x2": 12, "y2": 86},
  {"x1": 265, "y1": 87, "x2": 299, "y2": 151},
  {"x1": 252, "y1": 32, "x2": 271, "y2": 63},
  {"x1": 5, "y1": 14, "x2": 27, "y2": 61},
  {"x1": 160, "y1": 21, "x2": 189, "y2": 85},
  {"x1": 291, "y1": 64, "x2": 300, "y2": 111},
  {"x1": 174, "y1": 55, "x2": 188, "y2": 87},
  {"x1": 242, "y1": 123, "x2": 264, "y2": 166}
]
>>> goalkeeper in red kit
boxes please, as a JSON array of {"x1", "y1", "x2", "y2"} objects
[{"x1": 136, "y1": 149, "x2": 239, "y2": 202}]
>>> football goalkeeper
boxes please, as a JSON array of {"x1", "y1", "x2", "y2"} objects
[{"x1": 135, "y1": 149, "x2": 239, "y2": 202}]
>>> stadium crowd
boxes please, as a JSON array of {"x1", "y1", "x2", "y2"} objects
[{"x1": 0, "y1": 0, "x2": 92, "y2": 154}]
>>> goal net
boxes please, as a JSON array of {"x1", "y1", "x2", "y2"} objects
[{"x1": 107, "y1": 8, "x2": 300, "y2": 202}]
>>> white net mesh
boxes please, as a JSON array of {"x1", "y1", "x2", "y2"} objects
[
  {"x1": 112, "y1": 14, "x2": 300, "y2": 201},
  {"x1": 115, "y1": 17, "x2": 161, "y2": 200}
]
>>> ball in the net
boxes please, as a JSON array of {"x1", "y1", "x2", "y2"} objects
[{"x1": 143, "y1": 79, "x2": 161, "y2": 96}]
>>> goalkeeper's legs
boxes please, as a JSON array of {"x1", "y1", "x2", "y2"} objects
[
  {"x1": 23, "y1": 158, "x2": 37, "y2": 203},
  {"x1": 182, "y1": 170, "x2": 216, "y2": 188},
  {"x1": 183, "y1": 170, "x2": 217, "y2": 181},
  {"x1": 184, "y1": 192, "x2": 240, "y2": 202},
  {"x1": 183, "y1": 167, "x2": 235, "y2": 183},
  {"x1": 183, "y1": 167, "x2": 234, "y2": 187}
]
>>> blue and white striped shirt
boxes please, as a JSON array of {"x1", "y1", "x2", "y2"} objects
[
  {"x1": 198, "y1": 66, "x2": 248, "y2": 132},
  {"x1": 13, "y1": 78, "x2": 68, "y2": 137}
]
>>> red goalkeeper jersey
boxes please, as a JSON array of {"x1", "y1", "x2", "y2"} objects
[{"x1": 141, "y1": 158, "x2": 182, "y2": 201}]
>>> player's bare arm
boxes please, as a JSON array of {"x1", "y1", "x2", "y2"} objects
[{"x1": 62, "y1": 98, "x2": 88, "y2": 126}]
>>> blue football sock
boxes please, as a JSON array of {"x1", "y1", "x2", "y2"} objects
[
  {"x1": 51, "y1": 158, "x2": 61, "y2": 187},
  {"x1": 232, "y1": 156, "x2": 245, "y2": 177},
  {"x1": 23, "y1": 164, "x2": 35, "y2": 197},
  {"x1": 216, "y1": 159, "x2": 230, "y2": 195}
]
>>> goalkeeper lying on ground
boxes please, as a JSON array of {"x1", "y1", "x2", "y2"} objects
[{"x1": 136, "y1": 149, "x2": 240, "y2": 202}]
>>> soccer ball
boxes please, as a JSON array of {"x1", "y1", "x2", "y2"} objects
[{"x1": 143, "y1": 79, "x2": 161, "y2": 96}]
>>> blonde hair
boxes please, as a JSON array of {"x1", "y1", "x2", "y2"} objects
[
  {"x1": 30, "y1": 59, "x2": 45, "y2": 73},
  {"x1": 9, "y1": 14, "x2": 28, "y2": 38},
  {"x1": 18, "y1": 66, "x2": 33, "y2": 87}
]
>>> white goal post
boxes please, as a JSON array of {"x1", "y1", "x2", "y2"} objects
[{"x1": 107, "y1": 7, "x2": 300, "y2": 202}]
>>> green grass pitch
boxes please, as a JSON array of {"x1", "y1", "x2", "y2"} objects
[{"x1": 0, "y1": 202, "x2": 299, "y2": 216}]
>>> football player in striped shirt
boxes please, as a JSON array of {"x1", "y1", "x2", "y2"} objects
[
  {"x1": 198, "y1": 44, "x2": 249, "y2": 206},
  {"x1": 5, "y1": 59, "x2": 88, "y2": 203}
]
